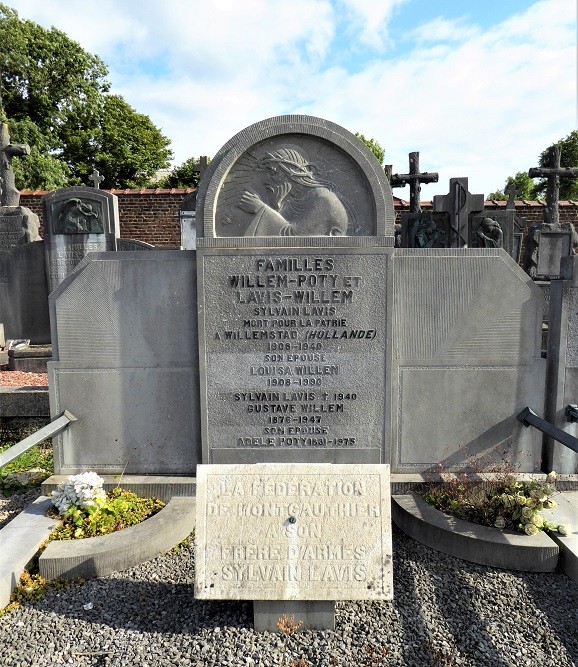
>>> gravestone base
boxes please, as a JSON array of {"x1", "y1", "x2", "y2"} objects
[
  {"x1": 253, "y1": 600, "x2": 335, "y2": 632},
  {"x1": 8, "y1": 345, "x2": 52, "y2": 372}
]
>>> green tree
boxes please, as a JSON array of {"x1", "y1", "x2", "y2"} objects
[
  {"x1": 488, "y1": 171, "x2": 538, "y2": 200},
  {"x1": 157, "y1": 156, "x2": 209, "y2": 189},
  {"x1": 355, "y1": 132, "x2": 385, "y2": 165},
  {"x1": 491, "y1": 131, "x2": 578, "y2": 201},
  {"x1": 93, "y1": 95, "x2": 172, "y2": 188},
  {"x1": 0, "y1": 4, "x2": 172, "y2": 189},
  {"x1": 534, "y1": 130, "x2": 578, "y2": 200}
]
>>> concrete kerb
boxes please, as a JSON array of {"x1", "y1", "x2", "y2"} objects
[
  {"x1": 39, "y1": 496, "x2": 196, "y2": 580},
  {"x1": 392, "y1": 492, "x2": 560, "y2": 572}
]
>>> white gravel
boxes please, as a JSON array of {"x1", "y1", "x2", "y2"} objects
[{"x1": 0, "y1": 519, "x2": 577, "y2": 667}]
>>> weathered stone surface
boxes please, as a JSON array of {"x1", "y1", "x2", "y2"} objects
[
  {"x1": 194, "y1": 463, "x2": 393, "y2": 601},
  {"x1": 196, "y1": 115, "x2": 394, "y2": 243},
  {"x1": 198, "y1": 248, "x2": 392, "y2": 464},
  {"x1": 48, "y1": 251, "x2": 201, "y2": 475},
  {"x1": 391, "y1": 248, "x2": 546, "y2": 473},
  {"x1": 42, "y1": 188, "x2": 119, "y2": 292},
  {"x1": 545, "y1": 256, "x2": 578, "y2": 472}
]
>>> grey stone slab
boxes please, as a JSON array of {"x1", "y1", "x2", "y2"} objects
[
  {"x1": 0, "y1": 387, "x2": 49, "y2": 417},
  {"x1": 194, "y1": 463, "x2": 393, "y2": 601},
  {"x1": 42, "y1": 188, "x2": 120, "y2": 292},
  {"x1": 392, "y1": 493, "x2": 559, "y2": 572},
  {"x1": 196, "y1": 115, "x2": 394, "y2": 243},
  {"x1": 432, "y1": 178, "x2": 484, "y2": 247},
  {"x1": 39, "y1": 496, "x2": 196, "y2": 580},
  {"x1": 198, "y1": 247, "x2": 392, "y2": 464},
  {"x1": 523, "y1": 223, "x2": 578, "y2": 280},
  {"x1": 391, "y1": 249, "x2": 546, "y2": 473},
  {"x1": 0, "y1": 207, "x2": 41, "y2": 253},
  {"x1": 49, "y1": 363, "x2": 199, "y2": 475},
  {"x1": 50, "y1": 251, "x2": 197, "y2": 367},
  {"x1": 117, "y1": 238, "x2": 155, "y2": 251},
  {"x1": 545, "y1": 256, "x2": 578, "y2": 472},
  {"x1": 253, "y1": 600, "x2": 335, "y2": 632},
  {"x1": 0, "y1": 240, "x2": 50, "y2": 343},
  {"x1": 47, "y1": 250, "x2": 201, "y2": 475},
  {"x1": 0, "y1": 496, "x2": 60, "y2": 608}
]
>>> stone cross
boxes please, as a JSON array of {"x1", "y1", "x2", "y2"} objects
[
  {"x1": 433, "y1": 177, "x2": 485, "y2": 247},
  {"x1": 505, "y1": 183, "x2": 520, "y2": 210},
  {"x1": 192, "y1": 156, "x2": 209, "y2": 183},
  {"x1": 390, "y1": 152, "x2": 439, "y2": 214},
  {"x1": 529, "y1": 145, "x2": 578, "y2": 226},
  {"x1": 0, "y1": 122, "x2": 30, "y2": 206},
  {"x1": 90, "y1": 168, "x2": 104, "y2": 189}
]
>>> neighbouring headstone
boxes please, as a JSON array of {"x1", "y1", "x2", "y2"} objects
[
  {"x1": 390, "y1": 152, "x2": 441, "y2": 248},
  {"x1": 196, "y1": 115, "x2": 394, "y2": 466},
  {"x1": 432, "y1": 177, "x2": 485, "y2": 247},
  {"x1": 42, "y1": 187, "x2": 119, "y2": 293},
  {"x1": 469, "y1": 209, "x2": 526, "y2": 262},
  {"x1": 195, "y1": 463, "x2": 393, "y2": 630},
  {"x1": 0, "y1": 122, "x2": 47, "y2": 342},
  {"x1": 179, "y1": 191, "x2": 199, "y2": 250},
  {"x1": 524, "y1": 146, "x2": 578, "y2": 280}
]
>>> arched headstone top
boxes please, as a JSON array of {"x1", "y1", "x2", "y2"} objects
[{"x1": 197, "y1": 115, "x2": 394, "y2": 244}]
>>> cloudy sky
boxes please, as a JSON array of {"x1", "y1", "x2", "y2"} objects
[{"x1": 13, "y1": 0, "x2": 577, "y2": 199}]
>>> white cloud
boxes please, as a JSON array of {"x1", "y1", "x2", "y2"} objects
[{"x1": 10, "y1": 0, "x2": 578, "y2": 197}]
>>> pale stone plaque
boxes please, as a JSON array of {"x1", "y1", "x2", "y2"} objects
[{"x1": 194, "y1": 463, "x2": 393, "y2": 601}]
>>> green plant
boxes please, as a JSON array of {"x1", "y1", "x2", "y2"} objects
[
  {"x1": 48, "y1": 487, "x2": 165, "y2": 540},
  {"x1": 0, "y1": 442, "x2": 53, "y2": 495},
  {"x1": 423, "y1": 470, "x2": 570, "y2": 536}
]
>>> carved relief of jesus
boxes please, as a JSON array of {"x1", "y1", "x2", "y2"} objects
[{"x1": 237, "y1": 146, "x2": 350, "y2": 237}]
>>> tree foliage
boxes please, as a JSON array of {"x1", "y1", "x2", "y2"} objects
[
  {"x1": 491, "y1": 130, "x2": 578, "y2": 201},
  {"x1": 157, "y1": 156, "x2": 208, "y2": 189},
  {"x1": 0, "y1": 4, "x2": 172, "y2": 189},
  {"x1": 355, "y1": 132, "x2": 385, "y2": 165}
]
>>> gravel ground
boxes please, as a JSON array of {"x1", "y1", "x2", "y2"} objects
[
  {"x1": 0, "y1": 520, "x2": 577, "y2": 667},
  {"x1": 0, "y1": 371, "x2": 48, "y2": 387}
]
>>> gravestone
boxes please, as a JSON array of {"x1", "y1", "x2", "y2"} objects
[
  {"x1": 432, "y1": 178, "x2": 484, "y2": 247},
  {"x1": 469, "y1": 210, "x2": 526, "y2": 262},
  {"x1": 42, "y1": 187, "x2": 119, "y2": 293},
  {"x1": 196, "y1": 115, "x2": 394, "y2": 466},
  {"x1": 195, "y1": 463, "x2": 393, "y2": 631},
  {"x1": 389, "y1": 152, "x2": 441, "y2": 248},
  {"x1": 524, "y1": 146, "x2": 578, "y2": 280},
  {"x1": 0, "y1": 122, "x2": 47, "y2": 342},
  {"x1": 180, "y1": 191, "x2": 199, "y2": 250}
]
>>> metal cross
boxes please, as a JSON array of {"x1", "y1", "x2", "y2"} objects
[
  {"x1": 390, "y1": 152, "x2": 438, "y2": 214},
  {"x1": 529, "y1": 145, "x2": 578, "y2": 225}
]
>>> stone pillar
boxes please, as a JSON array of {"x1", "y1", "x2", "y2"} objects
[{"x1": 545, "y1": 255, "x2": 578, "y2": 472}]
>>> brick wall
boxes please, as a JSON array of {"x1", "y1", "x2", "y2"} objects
[{"x1": 19, "y1": 190, "x2": 578, "y2": 248}]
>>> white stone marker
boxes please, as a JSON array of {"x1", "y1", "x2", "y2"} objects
[{"x1": 195, "y1": 463, "x2": 393, "y2": 601}]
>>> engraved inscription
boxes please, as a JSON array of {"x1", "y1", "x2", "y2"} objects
[
  {"x1": 195, "y1": 464, "x2": 393, "y2": 600},
  {"x1": 201, "y1": 250, "x2": 388, "y2": 457}
]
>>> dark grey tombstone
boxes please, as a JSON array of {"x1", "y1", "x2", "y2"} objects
[
  {"x1": 0, "y1": 121, "x2": 47, "y2": 342},
  {"x1": 545, "y1": 255, "x2": 578, "y2": 473},
  {"x1": 196, "y1": 115, "x2": 394, "y2": 467},
  {"x1": 432, "y1": 178, "x2": 485, "y2": 247},
  {"x1": 117, "y1": 238, "x2": 155, "y2": 251},
  {"x1": 42, "y1": 188, "x2": 119, "y2": 293},
  {"x1": 401, "y1": 211, "x2": 449, "y2": 248},
  {"x1": 523, "y1": 222, "x2": 578, "y2": 280},
  {"x1": 48, "y1": 250, "x2": 200, "y2": 475},
  {"x1": 469, "y1": 210, "x2": 520, "y2": 259},
  {"x1": 180, "y1": 191, "x2": 199, "y2": 250}
]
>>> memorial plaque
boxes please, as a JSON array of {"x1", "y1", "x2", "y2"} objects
[
  {"x1": 195, "y1": 463, "x2": 393, "y2": 601},
  {"x1": 198, "y1": 247, "x2": 391, "y2": 464},
  {"x1": 42, "y1": 187, "x2": 119, "y2": 292}
]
